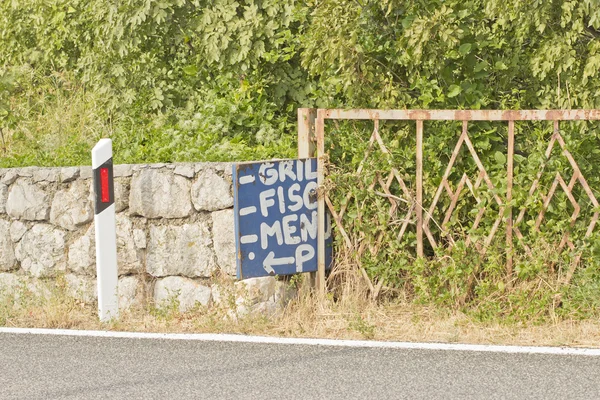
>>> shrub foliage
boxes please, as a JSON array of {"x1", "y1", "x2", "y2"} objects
[{"x1": 2, "y1": 0, "x2": 600, "y2": 320}]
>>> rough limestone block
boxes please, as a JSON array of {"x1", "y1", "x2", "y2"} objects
[
  {"x1": 15, "y1": 224, "x2": 66, "y2": 277},
  {"x1": 194, "y1": 163, "x2": 208, "y2": 173},
  {"x1": 234, "y1": 276, "x2": 277, "y2": 305},
  {"x1": 191, "y1": 169, "x2": 233, "y2": 211},
  {"x1": 60, "y1": 167, "x2": 80, "y2": 183},
  {"x1": 113, "y1": 164, "x2": 133, "y2": 177},
  {"x1": 118, "y1": 276, "x2": 143, "y2": 310},
  {"x1": 129, "y1": 169, "x2": 192, "y2": 219},
  {"x1": 33, "y1": 168, "x2": 59, "y2": 183},
  {"x1": 79, "y1": 166, "x2": 93, "y2": 179},
  {"x1": 0, "y1": 220, "x2": 16, "y2": 271},
  {"x1": 65, "y1": 274, "x2": 97, "y2": 303},
  {"x1": 194, "y1": 162, "x2": 233, "y2": 175},
  {"x1": 132, "y1": 164, "x2": 149, "y2": 172},
  {"x1": 220, "y1": 163, "x2": 233, "y2": 176},
  {"x1": 6, "y1": 179, "x2": 51, "y2": 221},
  {"x1": 0, "y1": 183, "x2": 7, "y2": 214},
  {"x1": 10, "y1": 220, "x2": 28, "y2": 242},
  {"x1": 1, "y1": 170, "x2": 18, "y2": 185},
  {"x1": 233, "y1": 277, "x2": 296, "y2": 317},
  {"x1": 68, "y1": 225, "x2": 95, "y2": 276},
  {"x1": 115, "y1": 214, "x2": 142, "y2": 275},
  {"x1": 133, "y1": 228, "x2": 147, "y2": 249},
  {"x1": 174, "y1": 164, "x2": 195, "y2": 178},
  {"x1": 114, "y1": 178, "x2": 130, "y2": 213},
  {"x1": 211, "y1": 209, "x2": 236, "y2": 276},
  {"x1": 146, "y1": 222, "x2": 216, "y2": 278},
  {"x1": 50, "y1": 180, "x2": 94, "y2": 230},
  {"x1": 17, "y1": 167, "x2": 34, "y2": 177},
  {"x1": 153, "y1": 276, "x2": 211, "y2": 312}
]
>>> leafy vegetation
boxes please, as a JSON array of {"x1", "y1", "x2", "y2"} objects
[
  {"x1": 3, "y1": 0, "x2": 600, "y2": 321},
  {"x1": 312, "y1": 0, "x2": 600, "y2": 321},
  {"x1": 2, "y1": 0, "x2": 600, "y2": 166},
  {"x1": 0, "y1": 0, "x2": 308, "y2": 166}
]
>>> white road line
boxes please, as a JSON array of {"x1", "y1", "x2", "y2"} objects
[
  {"x1": 239, "y1": 175, "x2": 255, "y2": 184},
  {"x1": 239, "y1": 206, "x2": 257, "y2": 216},
  {"x1": 240, "y1": 234, "x2": 258, "y2": 244},
  {"x1": 1, "y1": 327, "x2": 600, "y2": 356}
]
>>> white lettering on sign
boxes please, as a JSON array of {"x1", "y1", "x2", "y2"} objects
[
  {"x1": 239, "y1": 175, "x2": 255, "y2": 185},
  {"x1": 263, "y1": 251, "x2": 294, "y2": 273},
  {"x1": 258, "y1": 162, "x2": 278, "y2": 185},
  {"x1": 257, "y1": 165, "x2": 318, "y2": 217},
  {"x1": 296, "y1": 159, "x2": 304, "y2": 182},
  {"x1": 260, "y1": 221, "x2": 283, "y2": 249},
  {"x1": 279, "y1": 160, "x2": 296, "y2": 182},
  {"x1": 305, "y1": 160, "x2": 317, "y2": 180},
  {"x1": 277, "y1": 186, "x2": 286, "y2": 213},
  {"x1": 241, "y1": 234, "x2": 258, "y2": 244},
  {"x1": 300, "y1": 211, "x2": 317, "y2": 242},
  {"x1": 295, "y1": 244, "x2": 315, "y2": 272},
  {"x1": 288, "y1": 183, "x2": 303, "y2": 212},
  {"x1": 238, "y1": 159, "x2": 331, "y2": 275},
  {"x1": 239, "y1": 206, "x2": 257, "y2": 216},
  {"x1": 282, "y1": 214, "x2": 301, "y2": 245},
  {"x1": 259, "y1": 189, "x2": 276, "y2": 217},
  {"x1": 257, "y1": 160, "x2": 318, "y2": 186}
]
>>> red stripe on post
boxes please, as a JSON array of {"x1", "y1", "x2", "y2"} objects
[{"x1": 100, "y1": 168, "x2": 110, "y2": 203}]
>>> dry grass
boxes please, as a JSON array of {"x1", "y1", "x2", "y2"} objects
[{"x1": 2, "y1": 273, "x2": 600, "y2": 349}]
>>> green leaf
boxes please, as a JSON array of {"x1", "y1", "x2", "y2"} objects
[
  {"x1": 402, "y1": 15, "x2": 415, "y2": 29},
  {"x1": 182, "y1": 65, "x2": 198, "y2": 76},
  {"x1": 473, "y1": 61, "x2": 489, "y2": 72},
  {"x1": 495, "y1": 61, "x2": 508, "y2": 70},
  {"x1": 447, "y1": 85, "x2": 461, "y2": 98},
  {"x1": 459, "y1": 43, "x2": 472, "y2": 56},
  {"x1": 494, "y1": 151, "x2": 506, "y2": 165}
]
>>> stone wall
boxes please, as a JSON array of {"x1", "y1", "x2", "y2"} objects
[{"x1": 0, "y1": 162, "x2": 291, "y2": 314}]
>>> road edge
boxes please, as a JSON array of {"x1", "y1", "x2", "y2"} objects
[{"x1": 1, "y1": 327, "x2": 600, "y2": 356}]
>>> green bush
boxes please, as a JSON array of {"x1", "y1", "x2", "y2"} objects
[
  {"x1": 3, "y1": 0, "x2": 600, "y2": 321},
  {"x1": 0, "y1": 0, "x2": 308, "y2": 166}
]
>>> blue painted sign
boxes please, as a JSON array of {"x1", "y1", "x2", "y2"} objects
[{"x1": 233, "y1": 159, "x2": 332, "y2": 279}]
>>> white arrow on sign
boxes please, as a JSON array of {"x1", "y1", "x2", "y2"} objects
[{"x1": 263, "y1": 251, "x2": 294, "y2": 274}]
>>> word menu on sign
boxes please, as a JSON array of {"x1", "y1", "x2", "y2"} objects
[{"x1": 233, "y1": 159, "x2": 332, "y2": 279}]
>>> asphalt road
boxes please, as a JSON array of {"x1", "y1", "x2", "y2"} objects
[{"x1": 1, "y1": 333, "x2": 600, "y2": 399}]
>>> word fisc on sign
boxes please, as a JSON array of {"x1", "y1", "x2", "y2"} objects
[{"x1": 233, "y1": 159, "x2": 332, "y2": 279}]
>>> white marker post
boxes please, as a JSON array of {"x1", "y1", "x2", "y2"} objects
[{"x1": 92, "y1": 139, "x2": 119, "y2": 321}]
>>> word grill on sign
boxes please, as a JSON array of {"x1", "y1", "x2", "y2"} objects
[{"x1": 233, "y1": 159, "x2": 332, "y2": 279}]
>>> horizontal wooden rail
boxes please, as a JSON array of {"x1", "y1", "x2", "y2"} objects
[{"x1": 321, "y1": 109, "x2": 600, "y2": 121}]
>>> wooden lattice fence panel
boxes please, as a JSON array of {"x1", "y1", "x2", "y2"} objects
[{"x1": 306, "y1": 109, "x2": 600, "y2": 293}]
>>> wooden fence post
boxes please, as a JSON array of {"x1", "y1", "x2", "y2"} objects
[
  {"x1": 506, "y1": 120, "x2": 515, "y2": 285},
  {"x1": 316, "y1": 109, "x2": 327, "y2": 294},
  {"x1": 298, "y1": 108, "x2": 316, "y2": 158},
  {"x1": 416, "y1": 120, "x2": 424, "y2": 258},
  {"x1": 298, "y1": 108, "x2": 317, "y2": 289}
]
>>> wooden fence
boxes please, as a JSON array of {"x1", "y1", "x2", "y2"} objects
[{"x1": 298, "y1": 109, "x2": 600, "y2": 293}]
